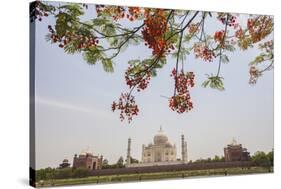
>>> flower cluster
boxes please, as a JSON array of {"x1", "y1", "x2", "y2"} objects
[
  {"x1": 127, "y1": 7, "x2": 142, "y2": 21},
  {"x1": 249, "y1": 66, "x2": 262, "y2": 84},
  {"x1": 169, "y1": 95, "x2": 193, "y2": 113},
  {"x1": 171, "y1": 68, "x2": 195, "y2": 92},
  {"x1": 247, "y1": 16, "x2": 273, "y2": 43},
  {"x1": 95, "y1": 5, "x2": 105, "y2": 13},
  {"x1": 235, "y1": 27, "x2": 244, "y2": 39},
  {"x1": 169, "y1": 68, "x2": 195, "y2": 113},
  {"x1": 188, "y1": 23, "x2": 200, "y2": 34},
  {"x1": 193, "y1": 43, "x2": 215, "y2": 62},
  {"x1": 48, "y1": 25, "x2": 98, "y2": 49},
  {"x1": 96, "y1": 5, "x2": 126, "y2": 21},
  {"x1": 259, "y1": 40, "x2": 273, "y2": 53},
  {"x1": 125, "y1": 65, "x2": 151, "y2": 92},
  {"x1": 142, "y1": 9, "x2": 173, "y2": 56},
  {"x1": 214, "y1": 30, "x2": 225, "y2": 44},
  {"x1": 235, "y1": 27, "x2": 253, "y2": 50},
  {"x1": 30, "y1": 0, "x2": 49, "y2": 22},
  {"x1": 112, "y1": 93, "x2": 139, "y2": 123},
  {"x1": 95, "y1": 5, "x2": 143, "y2": 21},
  {"x1": 218, "y1": 14, "x2": 238, "y2": 27}
]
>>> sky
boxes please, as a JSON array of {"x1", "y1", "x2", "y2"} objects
[{"x1": 34, "y1": 3, "x2": 273, "y2": 169}]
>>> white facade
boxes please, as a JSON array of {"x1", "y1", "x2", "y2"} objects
[
  {"x1": 126, "y1": 127, "x2": 188, "y2": 167},
  {"x1": 142, "y1": 127, "x2": 176, "y2": 163}
]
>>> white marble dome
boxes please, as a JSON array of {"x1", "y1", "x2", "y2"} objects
[{"x1": 153, "y1": 127, "x2": 168, "y2": 145}]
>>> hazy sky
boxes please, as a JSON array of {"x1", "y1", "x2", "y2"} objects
[{"x1": 34, "y1": 3, "x2": 273, "y2": 169}]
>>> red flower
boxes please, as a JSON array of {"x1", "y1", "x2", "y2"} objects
[
  {"x1": 214, "y1": 30, "x2": 225, "y2": 42},
  {"x1": 169, "y1": 69, "x2": 195, "y2": 113},
  {"x1": 142, "y1": 9, "x2": 174, "y2": 56},
  {"x1": 112, "y1": 93, "x2": 139, "y2": 123}
]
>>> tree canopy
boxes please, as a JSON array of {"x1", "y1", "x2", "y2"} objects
[
  {"x1": 30, "y1": 1, "x2": 274, "y2": 123},
  {"x1": 251, "y1": 150, "x2": 273, "y2": 167}
]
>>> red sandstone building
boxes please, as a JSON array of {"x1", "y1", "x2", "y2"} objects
[
  {"x1": 73, "y1": 151, "x2": 103, "y2": 170},
  {"x1": 224, "y1": 139, "x2": 250, "y2": 161},
  {"x1": 59, "y1": 159, "x2": 70, "y2": 169}
]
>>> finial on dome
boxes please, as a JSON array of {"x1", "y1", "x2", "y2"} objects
[
  {"x1": 231, "y1": 137, "x2": 237, "y2": 145},
  {"x1": 160, "y1": 125, "x2": 162, "y2": 132}
]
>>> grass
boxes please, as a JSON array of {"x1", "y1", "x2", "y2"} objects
[{"x1": 36, "y1": 167, "x2": 272, "y2": 187}]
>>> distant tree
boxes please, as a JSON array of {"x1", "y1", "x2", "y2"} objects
[
  {"x1": 213, "y1": 155, "x2": 225, "y2": 162},
  {"x1": 195, "y1": 158, "x2": 208, "y2": 163},
  {"x1": 267, "y1": 149, "x2": 274, "y2": 166},
  {"x1": 103, "y1": 158, "x2": 109, "y2": 165},
  {"x1": 72, "y1": 167, "x2": 91, "y2": 178},
  {"x1": 31, "y1": 1, "x2": 273, "y2": 123},
  {"x1": 125, "y1": 156, "x2": 139, "y2": 164},
  {"x1": 116, "y1": 156, "x2": 125, "y2": 168},
  {"x1": 36, "y1": 167, "x2": 56, "y2": 181},
  {"x1": 194, "y1": 155, "x2": 225, "y2": 163},
  {"x1": 251, "y1": 151, "x2": 271, "y2": 167},
  {"x1": 54, "y1": 167, "x2": 73, "y2": 179},
  {"x1": 130, "y1": 157, "x2": 139, "y2": 164},
  {"x1": 213, "y1": 155, "x2": 221, "y2": 162},
  {"x1": 102, "y1": 158, "x2": 110, "y2": 169}
]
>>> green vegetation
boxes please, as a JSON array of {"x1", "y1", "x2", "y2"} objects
[
  {"x1": 194, "y1": 155, "x2": 225, "y2": 163},
  {"x1": 36, "y1": 166, "x2": 272, "y2": 187},
  {"x1": 36, "y1": 167, "x2": 92, "y2": 181},
  {"x1": 36, "y1": 151, "x2": 273, "y2": 182},
  {"x1": 102, "y1": 156, "x2": 139, "y2": 169},
  {"x1": 102, "y1": 156, "x2": 127, "y2": 169},
  {"x1": 36, "y1": 156, "x2": 130, "y2": 181},
  {"x1": 251, "y1": 150, "x2": 273, "y2": 168}
]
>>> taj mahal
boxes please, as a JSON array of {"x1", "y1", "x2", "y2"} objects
[{"x1": 126, "y1": 127, "x2": 188, "y2": 167}]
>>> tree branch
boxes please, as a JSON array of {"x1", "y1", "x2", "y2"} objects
[
  {"x1": 260, "y1": 61, "x2": 274, "y2": 73},
  {"x1": 199, "y1": 12, "x2": 206, "y2": 40},
  {"x1": 129, "y1": 11, "x2": 200, "y2": 79},
  {"x1": 174, "y1": 29, "x2": 184, "y2": 96},
  {"x1": 107, "y1": 23, "x2": 145, "y2": 59},
  {"x1": 216, "y1": 14, "x2": 229, "y2": 77}
]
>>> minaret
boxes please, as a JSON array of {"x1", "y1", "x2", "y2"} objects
[
  {"x1": 142, "y1": 144, "x2": 145, "y2": 162},
  {"x1": 181, "y1": 135, "x2": 188, "y2": 163},
  {"x1": 184, "y1": 141, "x2": 188, "y2": 163},
  {"x1": 181, "y1": 135, "x2": 185, "y2": 163},
  {"x1": 126, "y1": 138, "x2": 131, "y2": 166}
]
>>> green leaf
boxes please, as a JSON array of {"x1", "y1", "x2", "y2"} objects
[
  {"x1": 83, "y1": 47, "x2": 102, "y2": 65},
  {"x1": 128, "y1": 59, "x2": 141, "y2": 65},
  {"x1": 59, "y1": 4, "x2": 83, "y2": 17},
  {"x1": 158, "y1": 56, "x2": 167, "y2": 66},
  {"x1": 183, "y1": 33, "x2": 193, "y2": 42},
  {"x1": 92, "y1": 18, "x2": 109, "y2": 26},
  {"x1": 202, "y1": 80, "x2": 210, "y2": 88},
  {"x1": 107, "y1": 37, "x2": 119, "y2": 46},
  {"x1": 64, "y1": 40, "x2": 81, "y2": 54},
  {"x1": 55, "y1": 13, "x2": 69, "y2": 37},
  {"x1": 224, "y1": 44, "x2": 236, "y2": 52},
  {"x1": 221, "y1": 55, "x2": 229, "y2": 64},
  {"x1": 127, "y1": 57, "x2": 166, "y2": 77},
  {"x1": 101, "y1": 23, "x2": 116, "y2": 36},
  {"x1": 164, "y1": 31, "x2": 179, "y2": 43},
  {"x1": 128, "y1": 36, "x2": 141, "y2": 46},
  {"x1": 202, "y1": 76, "x2": 225, "y2": 91},
  {"x1": 238, "y1": 37, "x2": 252, "y2": 50},
  {"x1": 101, "y1": 58, "x2": 114, "y2": 72}
]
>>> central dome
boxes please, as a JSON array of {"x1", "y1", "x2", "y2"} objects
[{"x1": 153, "y1": 127, "x2": 168, "y2": 145}]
